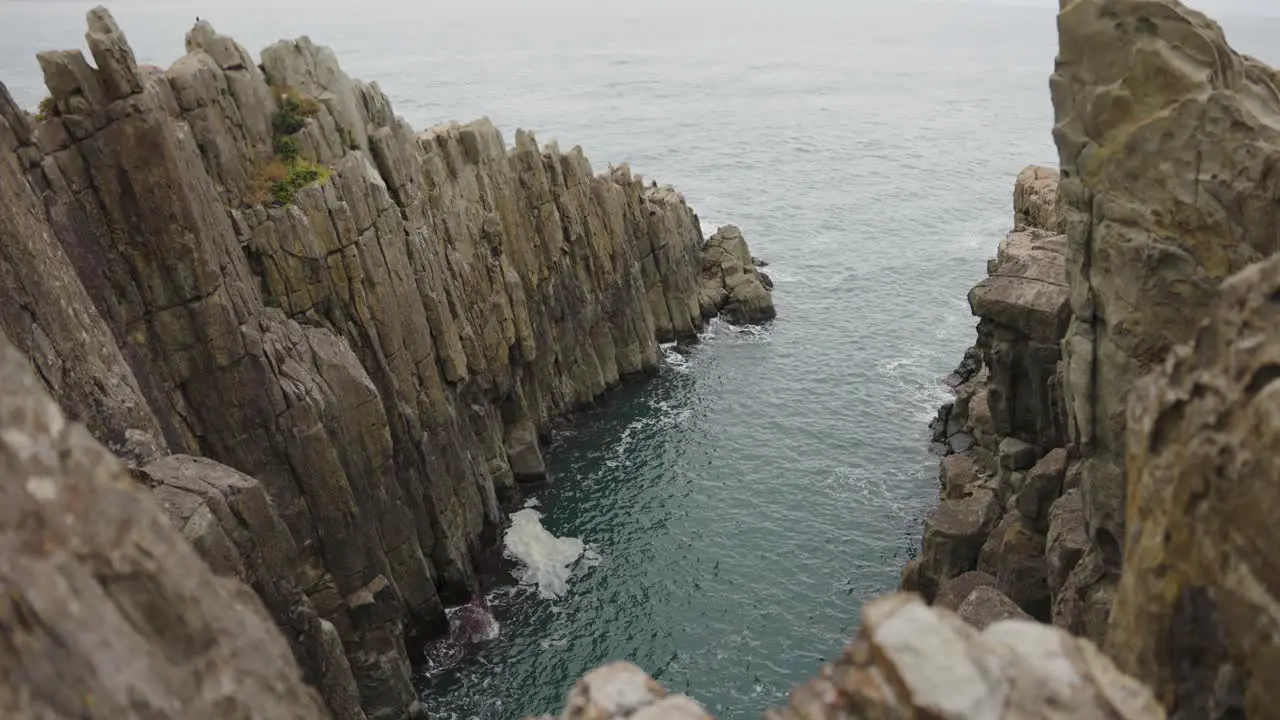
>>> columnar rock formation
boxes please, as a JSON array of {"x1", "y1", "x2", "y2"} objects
[
  {"x1": 0, "y1": 329, "x2": 330, "y2": 719},
  {"x1": 0, "y1": 8, "x2": 772, "y2": 719},
  {"x1": 905, "y1": 165, "x2": 1071, "y2": 625}
]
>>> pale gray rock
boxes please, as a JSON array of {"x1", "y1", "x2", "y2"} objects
[{"x1": 958, "y1": 586, "x2": 1032, "y2": 629}]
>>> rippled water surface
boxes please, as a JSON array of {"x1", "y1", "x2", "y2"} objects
[{"x1": 4, "y1": 0, "x2": 1280, "y2": 717}]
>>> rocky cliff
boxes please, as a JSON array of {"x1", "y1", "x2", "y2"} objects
[
  {"x1": 903, "y1": 0, "x2": 1280, "y2": 718},
  {"x1": 0, "y1": 8, "x2": 772, "y2": 719},
  {"x1": 8, "y1": 0, "x2": 1280, "y2": 718}
]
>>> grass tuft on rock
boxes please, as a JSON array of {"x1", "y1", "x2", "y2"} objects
[
  {"x1": 246, "y1": 158, "x2": 330, "y2": 207},
  {"x1": 243, "y1": 87, "x2": 330, "y2": 207}
]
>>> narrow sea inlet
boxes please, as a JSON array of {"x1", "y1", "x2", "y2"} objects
[{"x1": 417, "y1": 316, "x2": 950, "y2": 718}]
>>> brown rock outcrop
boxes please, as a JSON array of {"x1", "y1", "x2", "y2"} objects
[
  {"x1": 0, "y1": 9, "x2": 772, "y2": 719},
  {"x1": 909, "y1": 167, "x2": 1071, "y2": 620},
  {"x1": 968, "y1": 228, "x2": 1069, "y2": 450},
  {"x1": 699, "y1": 225, "x2": 776, "y2": 324},
  {"x1": 1013, "y1": 165, "x2": 1064, "y2": 234},
  {"x1": 1112, "y1": 253, "x2": 1280, "y2": 717},
  {"x1": 1052, "y1": 0, "x2": 1280, "y2": 616},
  {"x1": 0, "y1": 329, "x2": 330, "y2": 719}
]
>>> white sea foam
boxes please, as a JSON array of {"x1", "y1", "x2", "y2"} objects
[
  {"x1": 502, "y1": 508, "x2": 584, "y2": 599},
  {"x1": 661, "y1": 343, "x2": 691, "y2": 372}
]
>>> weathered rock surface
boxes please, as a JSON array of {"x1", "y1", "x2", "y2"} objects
[
  {"x1": 0, "y1": 9, "x2": 771, "y2": 719},
  {"x1": 935, "y1": 570, "x2": 997, "y2": 611},
  {"x1": 1046, "y1": 488, "x2": 1089, "y2": 607},
  {"x1": 1016, "y1": 447, "x2": 1068, "y2": 530},
  {"x1": 958, "y1": 586, "x2": 1033, "y2": 629},
  {"x1": 699, "y1": 225, "x2": 776, "y2": 324},
  {"x1": 528, "y1": 662, "x2": 713, "y2": 720},
  {"x1": 0, "y1": 329, "x2": 330, "y2": 719},
  {"x1": 1052, "y1": 0, "x2": 1280, "y2": 618},
  {"x1": 1013, "y1": 165, "x2": 1064, "y2": 234},
  {"x1": 969, "y1": 228, "x2": 1069, "y2": 450},
  {"x1": 143, "y1": 455, "x2": 372, "y2": 720},
  {"x1": 918, "y1": 490, "x2": 1001, "y2": 600},
  {"x1": 1112, "y1": 254, "x2": 1280, "y2": 717},
  {"x1": 535, "y1": 595, "x2": 1163, "y2": 720}
]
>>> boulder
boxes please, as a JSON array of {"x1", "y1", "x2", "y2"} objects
[
  {"x1": 1045, "y1": 488, "x2": 1088, "y2": 603},
  {"x1": 969, "y1": 230, "x2": 1069, "y2": 450},
  {"x1": 552, "y1": 662, "x2": 712, "y2": 720},
  {"x1": 978, "y1": 512, "x2": 1017, "y2": 577},
  {"x1": 758, "y1": 594, "x2": 1164, "y2": 720},
  {"x1": 898, "y1": 557, "x2": 922, "y2": 593},
  {"x1": 990, "y1": 517, "x2": 1051, "y2": 622},
  {"x1": 958, "y1": 586, "x2": 1032, "y2": 630},
  {"x1": 998, "y1": 436, "x2": 1042, "y2": 473},
  {"x1": 1110, "y1": 253, "x2": 1280, "y2": 717},
  {"x1": 699, "y1": 225, "x2": 776, "y2": 325},
  {"x1": 935, "y1": 571, "x2": 997, "y2": 611},
  {"x1": 919, "y1": 491, "x2": 1002, "y2": 599},
  {"x1": 940, "y1": 452, "x2": 984, "y2": 500},
  {"x1": 1015, "y1": 447, "x2": 1067, "y2": 529},
  {"x1": 1051, "y1": 547, "x2": 1115, "y2": 643},
  {"x1": 1013, "y1": 165, "x2": 1064, "y2": 233}
]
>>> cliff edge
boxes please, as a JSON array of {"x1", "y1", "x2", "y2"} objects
[{"x1": 0, "y1": 8, "x2": 772, "y2": 719}]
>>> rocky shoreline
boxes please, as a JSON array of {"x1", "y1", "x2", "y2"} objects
[
  {"x1": 6, "y1": 0, "x2": 1280, "y2": 719},
  {"x1": 530, "y1": 0, "x2": 1280, "y2": 717},
  {"x1": 0, "y1": 9, "x2": 772, "y2": 720}
]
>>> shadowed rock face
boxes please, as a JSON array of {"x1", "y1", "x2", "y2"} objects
[
  {"x1": 0, "y1": 329, "x2": 330, "y2": 719},
  {"x1": 0, "y1": 7, "x2": 770, "y2": 719}
]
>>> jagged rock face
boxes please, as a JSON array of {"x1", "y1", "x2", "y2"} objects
[
  {"x1": 0, "y1": 80, "x2": 166, "y2": 466},
  {"x1": 534, "y1": 594, "x2": 1164, "y2": 720},
  {"x1": 968, "y1": 227, "x2": 1069, "y2": 449},
  {"x1": 0, "y1": 9, "x2": 769, "y2": 719},
  {"x1": 144, "y1": 455, "x2": 372, "y2": 720},
  {"x1": 1113, "y1": 254, "x2": 1280, "y2": 718},
  {"x1": 0, "y1": 330, "x2": 330, "y2": 719},
  {"x1": 1052, "y1": 0, "x2": 1280, "y2": 579}
]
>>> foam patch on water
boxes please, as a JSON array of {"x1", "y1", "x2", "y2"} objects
[
  {"x1": 661, "y1": 342, "x2": 692, "y2": 372},
  {"x1": 502, "y1": 508, "x2": 585, "y2": 599}
]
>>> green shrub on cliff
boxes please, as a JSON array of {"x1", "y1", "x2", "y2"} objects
[
  {"x1": 35, "y1": 95, "x2": 55, "y2": 120},
  {"x1": 275, "y1": 135, "x2": 300, "y2": 163},
  {"x1": 271, "y1": 85, "x2": 321, "y2": 136}
]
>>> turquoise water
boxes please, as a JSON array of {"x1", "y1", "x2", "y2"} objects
[{"x1": 4, "y1": 1, "x2": 1280, "y2": 717}]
